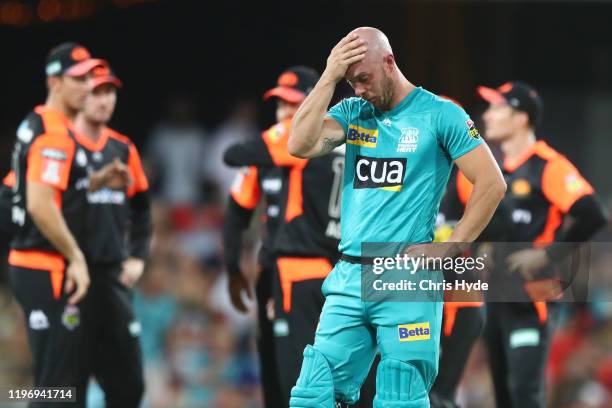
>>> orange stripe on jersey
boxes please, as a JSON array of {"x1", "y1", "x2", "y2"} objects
[
  {"x1": 285, "y1": 162, "x2": 307, "y2": 222},
  {"x1": 106, "y1": 127, "x2": 132, "y2": 145},
  {"x1": 456, "y1": 170, "x2": 473, "y2": 206},
  {"x1": 442, "y1": 301, "x2": 483, "y2": 337},
  {"x1": 277, "y1": 257, "x2": 332, "y2": 313},
  {"x1": 35, "y1": 106, "x2": 70, "y2": 136},
  {"x1": 533, "y1": 301, "x2": 548, "y2": 324},
  {"x1": 8, "y1": 249, "x2": 65, "y2": 300},
  {"x1": 126, "y1": 142, "x2": 149, "y2": 197},
  {"x1": 3, "y1": 171, "x2": 15, "y2": 187},
  {"x1": 534, "y1": 205, "x2": 563, "y2": 245},
  {"x1": 262, "y1": 119, "x2": 307, "y2": 167},
  {"x1": 230, "y1": 166, "x2": 261, "y2": 210},
  {"x1": 541, "y1": 156, "x2": 594, "y2": 214}
]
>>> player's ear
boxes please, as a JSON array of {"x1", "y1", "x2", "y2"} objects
[
  {"x1": 383, "y1": 54, "x2": 395, "y2": 73},
  {"x1": 515, "y1": 111, "x2": 530, "y2": 129},
  {"x1": 46, "y1": 76, "x2": 61, "y2": 92}
]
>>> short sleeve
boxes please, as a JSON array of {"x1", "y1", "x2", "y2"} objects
[
  {"x1": 436, "y1": 102, "x2": 483, "y2": 161},
  {"x1": 27, "y1": 134, "x2": 75, "y2": 191},
  {"x1": 230, "y1": 166, "x2": 261, "y2": 210},
  {"x1": 542, "y1": 157, "x2": 594, "y2": 213},
  {"x1": 326, "y1": 98, "x2": 352, "y2": 135},
  {"x1": 127, "y1": 143, "x2": 150, "y2": 198}
]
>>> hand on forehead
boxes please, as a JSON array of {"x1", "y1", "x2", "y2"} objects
[{"x1": 345, "y1": 27, "x2": 392, "y2": 77}]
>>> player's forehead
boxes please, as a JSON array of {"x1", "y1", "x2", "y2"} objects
[{"x1": 346, "y1": 60, "x2": 376, "y2": 80}]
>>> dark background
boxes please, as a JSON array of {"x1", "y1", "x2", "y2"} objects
[{"x1": 1, "y1": 0, "x2": 612, "y2": 196}]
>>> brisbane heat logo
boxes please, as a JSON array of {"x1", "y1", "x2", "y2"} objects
[
  {"x1": 398, "y1": 322, "x2": 431, "y2": 342},
  {"x1": 347, "y1": 124, "x2": 378, "y2": 148},
  {"x1": 354, "y1": 155, "x2": 406, "y2": 192}
]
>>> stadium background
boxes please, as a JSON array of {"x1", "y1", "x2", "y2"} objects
[{"x1": 0, "y1": 0, "x2": 611, "y2": 407}]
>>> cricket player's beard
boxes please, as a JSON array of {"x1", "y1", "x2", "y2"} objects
[
  {"x1": 84, "y1": 114, "x2": 110, "y2": 128},
  {"x1": 373, "y1": 71, "x2": 395, "y2": 111}
]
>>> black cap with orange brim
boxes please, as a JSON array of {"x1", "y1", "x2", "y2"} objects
[
  {"x1": 477, "y1": 81, "x2": 543, "y2": 125},
  {"x1": 45, "y1": 42, "x2": 104, "y2": 77},
  {"x1": 263, "y1": 66, "x2": 319, "y2": 103},
  {"x1": 91, "y1": 63, "x2": 123, "y2": 90}
]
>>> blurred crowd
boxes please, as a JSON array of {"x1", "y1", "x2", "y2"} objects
[{"x1": 0, "y1": 95, "x2": 611, "y2": 407}]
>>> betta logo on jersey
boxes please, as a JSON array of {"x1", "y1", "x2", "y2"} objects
[
  {"x1": 347, "y1": 124, "x2": 378, "y2": 148},
  {"x1": 354, "y1": 155, "x2": 406, "y2": 192},
  {"x1": 398, "y1": 322, "x2": 431, "y2": 342}
]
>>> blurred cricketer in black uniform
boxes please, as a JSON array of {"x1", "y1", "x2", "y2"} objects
[
  {"x1": 72, "y1": 63, "x2": 151, "y2": 406},
  {"x1": 477, "y1": 81, "x2": 607, "y2": 408},
  {"x1": 9, "y1": 43, "x2": 151, "y2": 407},
  {"x1": 8, "y1": 43, "x2": 101, "y2": 407},
  {"x1": 221, "y1": 67, "x2": 319, "y2": 408},
  {"x1": 223, "y1": 67, "x2": 375, "y2": 407}
]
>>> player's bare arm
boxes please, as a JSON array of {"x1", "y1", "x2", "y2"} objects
[
  {"x1": 450, "y1": 144, "x2": 506, "y2": 243},
  {"x1": 288, "y1": 34, "x2": 367, "y2": 158},
  {"x1": 27, "y1": 182, "x2": 90, "y2": 304}
]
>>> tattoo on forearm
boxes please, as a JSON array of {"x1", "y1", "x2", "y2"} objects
[{"x1": 322, "y1": 137, "x2": 342, "y2": 151}]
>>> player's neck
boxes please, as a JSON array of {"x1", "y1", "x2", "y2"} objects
[
  {"x1": 389, "y1": 75, "x2": 415, "y2": 110},
  {"x1": 74, "y1": 115, "x2": 104, "y2": 143},
  {"x1": 45, "y1": 93, "x2": 78, "y2": 121},
  {"x1": 501, "y1": 130, "x2": 537, "y2": 160}
]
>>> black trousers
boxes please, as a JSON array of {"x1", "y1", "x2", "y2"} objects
[
  {"x1": 9, "y1": 261, "x2": 144, "y2": 408},
  {"x1": 483, "y1": 302, "x2": 557, "y2": 408},
  {"x1": 430, "y1": 305, "x2": 484, "y2": 408},
  {"x1": 255, "y1": 263, "x2": 284, "y2": 408}
]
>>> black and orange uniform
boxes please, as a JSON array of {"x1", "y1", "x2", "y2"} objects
[
  {"x1": 71, "y1": 126, "x2": 150, "y2": 408},
  {"x1": 223, "y1": 132, "x2": 286, "y2": 407},
  {"x1": 430, "y1": 169, "x2": 485, "y2": 408},
  {"x1": 8, "y1": 105, "x2": 150, "y2": 408},
  {"x1": 484, "y1": 140, "x2": 607, "y2": 408},
  {"x1": 225, "y1": 119, "x2": 377, "y2": 408}
]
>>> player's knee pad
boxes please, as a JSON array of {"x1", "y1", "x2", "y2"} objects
[
  {"x1": 374, "y1": 359, "x2": 430, "y2": 408},
  {"x1": 289, "y1": 345, "x2": 335, "y2": 408}
]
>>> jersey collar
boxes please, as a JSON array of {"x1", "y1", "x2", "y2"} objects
[
  {"x1": 374, "y1": 86, "x2": 422, "y2": 117},
  {"x1": 73, "y1": 126, "x2": 110, "y2": 152},
  {"x1": 503, "y1": 139, "x2": 546, "y2": 172}
]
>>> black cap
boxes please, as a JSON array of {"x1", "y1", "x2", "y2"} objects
[
  {"x1": 45, "y1": 42, "x2": 104, "y2": 77},
  {"x1": 477, "y1": 81, "x2": 543, "y2": 125},
  {"x1": 263, "y1": 66, "x2": 319, "y2": 103},
  {"x1": 91, "y1": 63, "x2": 123, "y2": 90}
]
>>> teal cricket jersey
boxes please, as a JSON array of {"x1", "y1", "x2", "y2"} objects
[{"x1": 326, "y1": 87, "x2": 483, "y2": 256}]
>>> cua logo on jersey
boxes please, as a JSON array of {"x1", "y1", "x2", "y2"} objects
[
  {"x1": 398, "y1": 322, "x2": 430, "y2": 342},
  {"x1": 354, "y1": 155, "x2": 406, "y2": 192},
  {"x1": 347, "y1": 124, "x2": 378, "y2": 148},
  {"x1": 466, "y1": 120, "x2": 481, "y2": 139}
]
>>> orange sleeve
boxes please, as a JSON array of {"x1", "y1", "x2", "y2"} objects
[
  {"x1": 3, "y1": 171, "x2": 15, "y2": 188},
  {"x1": 127, "y1": 143, "x2": 150, "y2": 198},
  {"x1": 230, "y1": 166, "x2": 261, "y2": 210},
  {"x1": 456, "y1": 170, "x2": 473, "y2": 207},
  {"x1": 541, "y1": 157, "x2": 594, "y2": 213},
  {"x1": 27, "y1": 134, "x2": 75, "y2": 191},
  {"x1": 262, "y1": 120, "x2": 307, "y2": 167}
]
